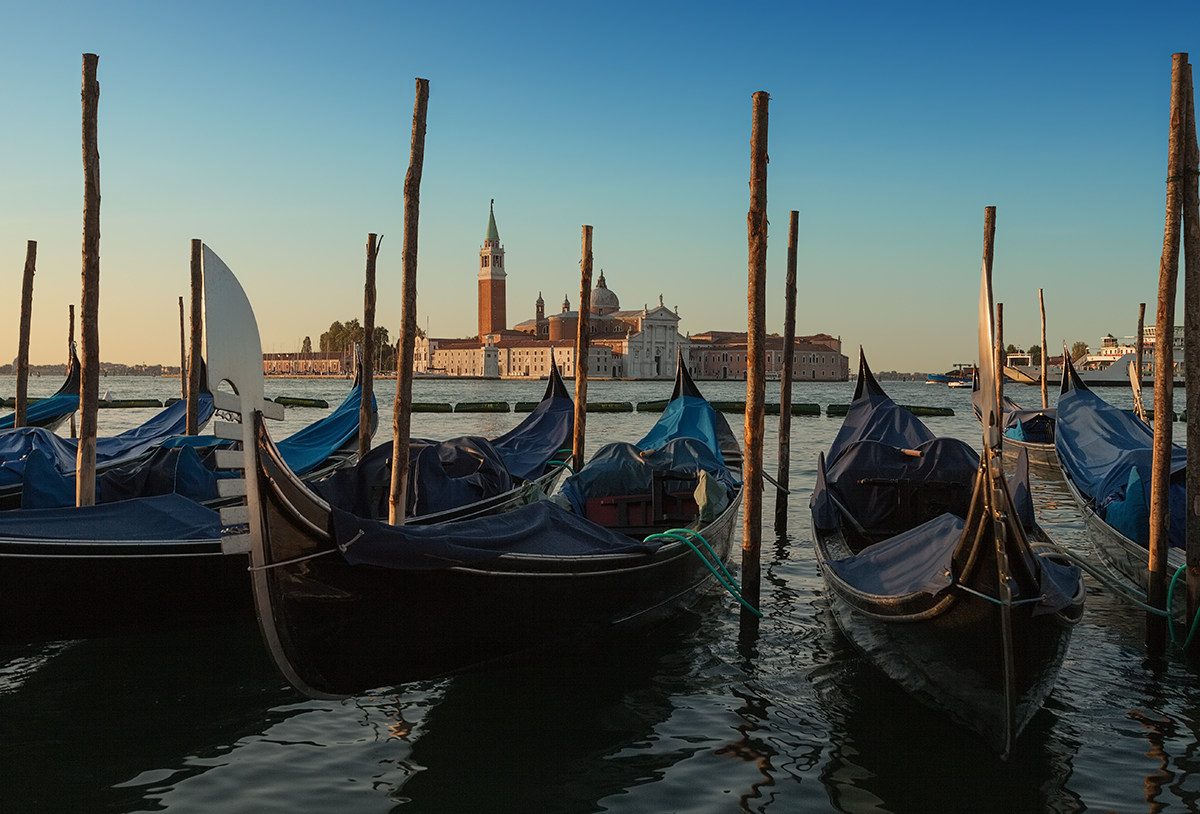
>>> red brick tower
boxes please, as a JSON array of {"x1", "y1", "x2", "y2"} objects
[{"x1": 478, "y1": 200, "x2": 506, "y2": 338}]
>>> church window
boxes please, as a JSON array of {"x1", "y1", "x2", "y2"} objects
[{"x1": 482, "y1": 256, "x2": 489, "y2": 267}]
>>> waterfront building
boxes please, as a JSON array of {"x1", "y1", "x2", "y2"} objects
[
  {"x1": 687, "y1": 331, "x2": 849, "y2": 381},
  {"x1": 414, "y1": 203, "x2": 687, "y2": 379},
  {"x1": 263, "y1": 351, "x2": 346, "y2": 376}
]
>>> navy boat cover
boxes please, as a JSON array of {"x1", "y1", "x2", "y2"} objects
[
  {"x1": 0, "y1": 492, "x2": 222, "y2": 541},
  {"x1": 274, "y1": 384, "x2": 372, "y2": 476},
  {"x1": 1056, "y1": 372, "x2": 1186, "y2": 548},
  {"x1": 489, "y1": 391, "x2": 573, "y2": 482},
  {"x1": 333, "y1": 500, "x2": 659, "y2": 570},
  {"x1": 0, "y1": 393, "x2": 215, "y2": 491},
  {"x1": 813, "y1": 353, "x2": 1079, "y2": 614},
  {"x1": 312, "y1": 389, "x2": 571, "y2": 521}
]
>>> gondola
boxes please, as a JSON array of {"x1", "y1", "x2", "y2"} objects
[
  {"x1": 971, "y1": 371, "x2": 1058, "y2": 471},
  {"x1": 0, "y1": 343, "x2": 81, "y2": 433},
  {"x1": 0, "y1": 363, "x2": 379, "y2": 640},
  {"x1": 1055, "y1": 352, "x2": 1185, "y2": 613},
  {"x1": 308, "y1": 359, "x2": 574, "y2": 527},
  {"x1": 811, "y1": 285, "x2": 1083, "y2": 758},
  {"x1": 197, "y1": 248, "x2": 745, "y2": 697},
  {"x1": 0, "y1": 389, "x2": 217, "y2": 510}
]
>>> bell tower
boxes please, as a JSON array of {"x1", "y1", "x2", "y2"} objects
[{"x1": 478, "y1": 200, "x2": 506, "y2": 338}]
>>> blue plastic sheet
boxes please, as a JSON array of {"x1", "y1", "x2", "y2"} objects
[{"x1": 0, "y1": 393, "x2": 214, "y2": 491}]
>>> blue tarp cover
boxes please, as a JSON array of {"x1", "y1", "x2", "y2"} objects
[
  {"x1": 333, "y1": 500, "x2": 659, "y2": 569},
  {"x1": 311, "y1": 391, "x2": 571, "y2": 520},
  {"x1": 636, "y1": 395, "x2": 728, "y2": 463},
  {"x1": 0, "y1": 393, "x2": 214, "y2": 490},
  {"x1": 0, "y1": 492, "x2": 222, "y2": 541},
  {"x1": 1056, "y1": 381, "x2": 1185, "y2": 548},
  {"x1": 829, "y1": 513, "x2": 963, "y2": 595},
  {"x1": 275, "y1": 384, "x2": 372, "y2": 476},
  {"x1": 489, "y1": 393, "x2": 573, "y2": 481},
  {"x1": 558, "y1": 437, "x2": 736, "y2": 517},
  {"x1": 972, "y1": 390, "x2": 1056, "y2": 445},
  {"x1": 814, "y1": 360, "x2": 1078, "y2": 613},
  {"x1": 0, "y1": 391, "x2": 79, "y2": 432}
]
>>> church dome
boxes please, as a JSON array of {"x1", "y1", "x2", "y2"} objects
[{"x1": 591, "y1": 271, "x2": 620, "y2": 314}]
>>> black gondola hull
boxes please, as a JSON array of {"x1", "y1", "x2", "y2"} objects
[
  {"x1": 815, "y1": 526, "x2": 1079, "y2": 754},
  {"x1": 252, "y1": 438, "x2": 742, "y2": 695}
]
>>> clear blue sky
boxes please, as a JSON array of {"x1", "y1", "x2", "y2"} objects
[{"x1": 2, "y1": 1, "x2": 1197, "y2": 374}]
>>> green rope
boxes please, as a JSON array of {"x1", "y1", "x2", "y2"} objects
[
  {"x1": 547, "y1": 459, "x2": 575, "y2": 474},
  {"x1": 1032, "y1": 539, "x2": 1200, "y2": 649},
  {"x1": 643, "y1": 528, "x2": 762, "y2": 617},
  {"x1": 1165, "y1": 565, "x2": 1200, "y2": 649}
]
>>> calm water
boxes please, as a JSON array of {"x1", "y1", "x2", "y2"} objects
[{"x1": 2, "y1": 374, "x2": 1200, "y2": 813}]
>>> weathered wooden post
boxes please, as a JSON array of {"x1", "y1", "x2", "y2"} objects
[
  {"x1": 1180, "y1": 56, "x2": 1200, "y2": 647},
  {"x1": 1136, "y1": 302, "x2": 1147, "y2": 386},
  {"x1": 76, "y1": 53, "x2": 100, "y2": 508},
  {"x1": 15, "y1": 240, "x2": 36, "y2": 428},
  {"x1": 187, "y1": 239, "x2": 203, "y2": 435},
  {"x1": 742, "y1": 90, "x2": 769, "y2": 620},
  {"x1": 573, "y1": 226, "x2": 594, "y2": 471},
  {"x1": 68, "y1": 304, "x2": 76, "y2": 438},
  {"x1": 178, "y1": 296, "x2": 186, "y2": 401},
  {"x1": 360, "y1": 233, "x2": 380, "y2": 460},
  {"x1": 774, "y1": 210, "x2": 798, "y2": 533},
  {"x1": 388, "y1": 78, "x2": 429, "y2": 526},
  {"x1": 996, "y1": 301, "x2": 1005, "y2": 415},
  {"x1": 1039, "y1": 289, "x2": 1048, "y2": 409},
  {"x1": 1133, "y1": 302, "x2": 1148, "y2": 422},
  {"x1": 1148, "y1": 52, "x2": 1189, "y2": 647}
]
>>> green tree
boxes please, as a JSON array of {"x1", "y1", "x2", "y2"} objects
[
  {"x1": 301, "y1": 336, "x2": 312, "y2": 354},
  {"x1": 1070, "y1": 341, "x2": 1089, "y2": 361},
  {"x1": 1028, "y1": 345, "x2": 1042, "y2": 365}
]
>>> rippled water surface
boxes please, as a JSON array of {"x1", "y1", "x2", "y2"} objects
[{"x1": 2, "y1": 374, "x2": 1199, "y2": 812}]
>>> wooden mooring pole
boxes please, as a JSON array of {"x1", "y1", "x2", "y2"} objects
[
  {"x1": 573, "y1": 226, "x2": 594, "y2": 472},
  {"x1": 15, "y1": 240, "x2": 36, "y2": 429},
  {"x1": 360, "y1": 233, "x2": 380, "y2": 460},
  {"x1": 742, "y1": 90, "x2": 769, "y2": 621},
  {"x1": 388, "y1": 78, "x2": 429, "y2": 526},
  {"x1": 1133, "y1": 302, "x2": 1147, "y2": 422},
  {"x1": 1149, "y1": 52, "x2": 1189, "y2": 649},
  {"x1": 68, "y1": 304, "x2": 76, "y2": 438},
  {"x1": 178, "y1": 296, "x2": 186, "y2": 402},
  {"x1": 77, "y1": 53, "x2": 100, "y2": 508},
  {"x1": 996, "y1": 302, "x2": 1005, "y2": 416},
  {"x1": 1181, "y1": 56, "x2": 1200, "y2": 650},
  {"x1": 774, "y1": 210, "x2": 798, "y2": 533},
  {"x1": 187, "y1": 239, "x2": 203, "y2": 435},
  {"x1": 1039, "y1": 289, "x2": 1048, "y2": 409}
]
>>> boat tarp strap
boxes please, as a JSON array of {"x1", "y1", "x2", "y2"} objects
[
  {"x1": 333, "y1": 500, "x2": 660, "y2": 570},
  {"x1": 0, "y1": 492, "x2": 222, "y2": 541}
]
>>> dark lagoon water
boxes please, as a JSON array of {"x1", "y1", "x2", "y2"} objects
[{"x1": 2, "y1": 373, "x2": 1200, "y2": 812}]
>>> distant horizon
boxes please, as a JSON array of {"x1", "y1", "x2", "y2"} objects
[{"x1": 2, "y1": 3, "x2": 1196, "y2": 372}]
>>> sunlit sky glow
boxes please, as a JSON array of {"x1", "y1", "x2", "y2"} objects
[{"x1": 2, "y1": 1, "x2": 1197, "y2": 374}]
